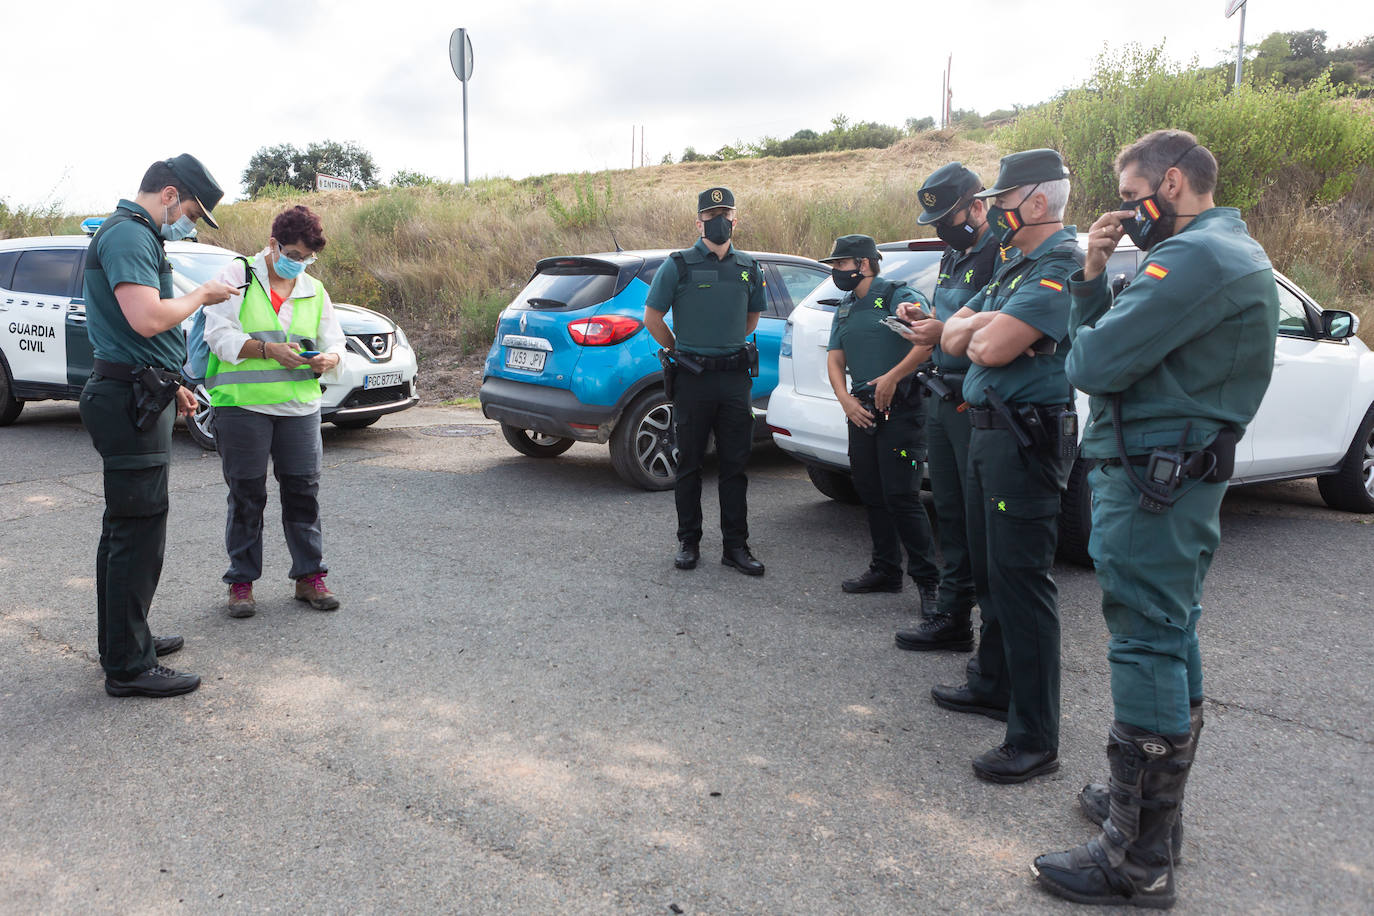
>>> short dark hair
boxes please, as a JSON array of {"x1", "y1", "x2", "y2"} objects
[
  {"x1": 271, "y1": 205, "x2": 327, "y2": 251},
  {"x1": 1115, "y1": 130, "x2": 1218, "y2": 196},
  {"x1": 138, "y1": 160, "x2": 194, "y2": 199}
]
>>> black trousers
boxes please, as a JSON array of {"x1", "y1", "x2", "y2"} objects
[
  {"x1": 78, "y1": 375, "x2": 174, "y2": 680},
  {"x1": 673, "y1": 368, "x2": 753, "y2": 548},
  {"x1": 926, "y1": 393, "x2": 976, "y2": 615},
  {"x1": 963, "y1": 427, "x2": 1070, "y2": 752},
  {"x1": 846, "y1": 400, "x2": 939, "y2": 583}
]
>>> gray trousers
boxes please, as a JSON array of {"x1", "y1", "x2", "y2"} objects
[{"x1": 215, "y1": 407, "x2": 326, "y2": 584}]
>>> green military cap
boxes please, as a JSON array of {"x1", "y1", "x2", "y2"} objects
[
  {"x1": 916, "y1": 163, "x2": 983, "y2": 225},
  {"x1": 819, "y1": 234, "x2": 881, "y2": 263},
  {"x1": 974, "y1": 148, "x2": 1070, "y2": 199},
  {"x1": 698, "y1": 186, "x2": 735, "y2": 212},
  {"x1": 163, "y1": 153, "x2": 224, "y2": 228}
]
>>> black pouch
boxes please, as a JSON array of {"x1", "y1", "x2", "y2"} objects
[
  {"x1": 1202, "y1": 428, "x2": 1238, "y2": 482},
  {"x1": 131, "y1": 367, "x2": 181, "y2": 431}
]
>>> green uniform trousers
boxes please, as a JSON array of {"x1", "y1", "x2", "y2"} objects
[
  {"x1": 964, "y1": 427, "x2": 1070, "y2": 752},
  {"x1": 79, "y1": 375, "x2": 174, "y2": 680},
  {"x1": 672, "y1": 367, "x2": 753, "y2": 548},
  {"x1": 846, "y1": 398, "x2": 939, "y2": 583},
  {"x1": 925, "y1": 390, "x2": 976, "y2": 614},
  {"x1": 1088, "y1": 463, "x2": 1225, "y2": 735}
]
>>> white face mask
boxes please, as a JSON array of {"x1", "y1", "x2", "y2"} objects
[{"x1": 160, "y1": 192, "x2": 195, "y2": 241}]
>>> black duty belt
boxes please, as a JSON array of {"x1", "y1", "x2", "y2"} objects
[
  {"x1": 686, "y1": 348, "x2": 750, "y2": 372},
  {"x1": 967, "y1": 404, "x2": 1067, "y2": 430},
  {"x1": 92, "y1": 358, "x2": 145, "y2": 382},
  {"x1": 1099, "y1": 454, "x2": 1211, "y2": 480}
]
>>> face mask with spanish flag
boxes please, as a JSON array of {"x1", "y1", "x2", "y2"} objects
[{"x1": 1120, "y1": 145, "x2": 1201, "y2": 251}]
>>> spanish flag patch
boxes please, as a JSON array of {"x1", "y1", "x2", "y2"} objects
[
  {"x1": 1144, "y1": 263, "x2": 1169, "y2": 280},
  {"x1": 1039, "y1": 278, "x2": 1064, "y2": 291}
]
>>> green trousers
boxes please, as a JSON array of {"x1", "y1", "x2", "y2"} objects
[
  {"x1": 925, "y1": 392, "x2": 975, "y2": 615},
  {"x1": 964, "y1": 427, "x2": 1070, "y2": 752},
  {"x1": 79, "y1": 375, "x2": 174, "y2": 680},
  {"x1": 1088, "y1": 463, "x2": 1225, "y2": 735},
  {"x1": 846, "y1": 398, "x2": 938, "y2": 583},
  {"x1": 673, "y1": 368, "x2": 753, "y2": 548}
]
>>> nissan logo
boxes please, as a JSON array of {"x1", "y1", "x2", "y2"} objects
[{"x1": 370, "y1": 335, "x2": 386, "y2": 354}]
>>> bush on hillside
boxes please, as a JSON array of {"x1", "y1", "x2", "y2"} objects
[{"x1": 998, "y1": 44, "x2": 1374, "y2": 216}]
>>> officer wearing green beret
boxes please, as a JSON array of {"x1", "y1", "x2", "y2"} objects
[
  {"x1": 80, "y1": 154, "x2": 237, "y2": 698},
  {"x1": 820, "y1": 234, "x2": 939, "y2": 605},
  {"x1": 1032, "y1": 131, "x2": 1279, "y2": 909},
  {"x1": 892, "y1": 162, "x2": 999, "y2": 652},
  {"x1": 644, "y1": 187, "x2": 767, "y2": 576},
  {"x1": 931, "y1": 149, "x2": 1079, "y2": 783}
]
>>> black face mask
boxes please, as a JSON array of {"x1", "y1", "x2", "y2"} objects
[
  {"x1": 702, "y1": 214, "x2": 733, "y2": 245},
  {"x1": 831, "y1": 266, "x2": 864, "y2": 292},
  {"x1": 1119, "y1": 144, "x2": 1200, "y2": 251},
  {"x1": 935, "y1": 208, "x2": 979, "y2": 250}
]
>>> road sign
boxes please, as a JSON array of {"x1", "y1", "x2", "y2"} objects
[
  {"x1": 449, "y1": 28, "x2": 474, "y2": 82},
  {"x1": 316, "y1": 174, "x2": 349, "y2": 191},
  {"x1": 1224, "y1": 0, "x2": 1245, "y2": 17}
]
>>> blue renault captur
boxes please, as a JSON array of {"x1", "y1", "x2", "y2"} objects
[{"x1": 479, "y1": 249, "x2": 828, "y2": 489}]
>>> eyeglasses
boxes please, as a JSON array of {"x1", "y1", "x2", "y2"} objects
[{"x1": 276, "y1": 241, "x2": 318, "y2": 266}]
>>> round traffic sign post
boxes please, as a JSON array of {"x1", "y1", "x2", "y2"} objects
[{"x1": 449, "y1": 28, "x2": 474, "y2": 185}]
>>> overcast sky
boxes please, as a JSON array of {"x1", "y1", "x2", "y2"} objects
[{"x1": 3, "y1": 0, "x2": 1368, "y2": 214}]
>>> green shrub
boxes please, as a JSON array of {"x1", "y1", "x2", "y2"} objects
[{"x1": 546, "y1": 173, "x2": 611, "y2": 230}]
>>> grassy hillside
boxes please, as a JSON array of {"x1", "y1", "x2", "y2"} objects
[{"x1": 4, "y1": 129, "x2": 1370, "y2": 365}]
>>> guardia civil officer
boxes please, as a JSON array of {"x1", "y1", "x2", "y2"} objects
[
  {"x1": 80, "y1": 154, "x2": 236, "y2": 698},
  {"x1": 644, "y1": 187, "x2": 766, "y2": 575},
  {"x1": 820, "y1": 234, "x2": 939, "y2": 605},
  {"x1": 892, "y1": 163, "x2": 999, "y2": 652},
  {"x1": 933, "y1": 149, "x2": 1079, "y2": 783},
  {"x1": 1032, "y1": 131, "x2": 1279, "y2": 909}
]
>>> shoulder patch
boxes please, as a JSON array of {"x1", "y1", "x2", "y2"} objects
[
  {"x1": 1039, "y1": 278, "x2": 1064, "y2": 291},
  {"x1": 1143, "y1": 263, "x2": 1169, "y2": 280}
]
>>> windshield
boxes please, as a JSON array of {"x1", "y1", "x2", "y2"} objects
[
  {"x1": 508, "y1": 266, "x2": 620, "y2": 312},
  {"x1": 167, "y1": 249, "x2": 236, "y2": 286},
  {"x1": 799, "y1": 248, "x2": 944, "y2": 311}
]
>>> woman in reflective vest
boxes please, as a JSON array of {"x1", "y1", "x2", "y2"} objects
[{"x1": 203, "y1": 205, "x2": 347, "y2": 618}]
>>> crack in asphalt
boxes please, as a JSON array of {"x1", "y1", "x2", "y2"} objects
[
  {"x1": 1203, "y1": 695, "x2": 1372, "y2": 746},
  {"x1": 0, "y1": 611, "x2": 100, "y2": 666}
]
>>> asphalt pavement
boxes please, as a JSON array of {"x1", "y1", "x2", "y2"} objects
[{"x1": 1, "y1": 403, "x2": 1370, "y2": 914}]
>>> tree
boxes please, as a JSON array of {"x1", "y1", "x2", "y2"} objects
[
  {"x1": 905, "y1": 116, "x2": 935, "y2": 134},
  {"x1": 242, "y1": 144, "x2": 299, "y2": 198},
  {"x1": 391, "y1": 169, "x2": 438, "y2": 188},
  {"x1": 241, "y1": 140, "x2": 381, "y2": 198},
  {"x1": 295, "y1": 140, "x2": 379, "y2": 192}
]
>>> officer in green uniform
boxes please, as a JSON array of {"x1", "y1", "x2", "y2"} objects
[
  {"x1": 644, "y1": 187, "x2": 766, "y2": 576},
  {"x1": 932, "y1": 149, "x2": 1079, "y2": 783},
  {"x1": 893, "y1": 162, "x2": 999, "y2": 652},
  {"x1": 820, "y1": 234, "x2": 939, "y2": 605},
  {"x1": 1033, "y1": 131, "x2": 1279, "y2": 909},
  {"x1": 80, "y1": 154, "x2": 235, "y2": 698}
]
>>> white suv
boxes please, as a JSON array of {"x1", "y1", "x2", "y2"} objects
[
  {"x1": 0, "y1": 233, "x2": 419, "y2": 448},
  {"x1": 765, "y1": 238, "x2": 1374, "y2": 564}
]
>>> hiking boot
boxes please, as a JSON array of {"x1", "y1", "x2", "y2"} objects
[
  {"x1": 227, "y1": 582, "x2": 256, "y2": 618},
  {"x1": 105, "y1": 664, "x2": 201, "y2": 698},
  {"x1": 914, "y1": 578, "x2": 940, "y2": 616},
  {"x1": 972, "y1": 743, "x2": 1060, "y2": 784},
  {"x1": 295, "y1": 572, "x2": 340, "y2": 610}
]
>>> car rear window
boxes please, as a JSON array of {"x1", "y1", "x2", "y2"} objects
[
  {"x1": 167, "y1": 250, "x2": 235, "y2": 286},
  {"x1": 509, "y1": 261, "x2": 622, "y2": 312}
]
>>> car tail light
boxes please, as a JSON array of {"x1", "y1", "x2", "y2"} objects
[
  {"x1": 767, "y1": 424, "x2": 791, "y2": 437},
  {"x1": 567, "y1": 315, "x2": 642, "y2": 346}
]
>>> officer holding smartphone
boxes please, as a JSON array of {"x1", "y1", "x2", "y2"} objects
[{"x1": 821, "y1": 235, "x2": 940, "y2": 607}]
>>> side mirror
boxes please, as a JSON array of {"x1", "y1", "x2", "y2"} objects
[
  {"x1": 1321, "y1": 310, "x2": 1359, "y2": 340},
  {"x1": 1110, "y1": 274, "x2": 1130, "y2": 297}
]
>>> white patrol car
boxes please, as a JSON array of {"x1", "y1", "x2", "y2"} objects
[
  {"x1": 0, "y1": 230, "x2": 419, "y2": 448},
  {"x1": 766, "y1": 236, "x2": 1374, "y2": 565}
]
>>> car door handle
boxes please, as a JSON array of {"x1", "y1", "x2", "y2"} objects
[{"x1": 67, "y1": 313, "x2": 87, "y2": 324}]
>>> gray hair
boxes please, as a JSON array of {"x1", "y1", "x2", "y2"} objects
[
  {"x1": 1116, "y1": 130, "x2": 1217, "y2": 195},
  {"x1": 1033, "y1": 178, "x2": 1070, "y2": 220}
]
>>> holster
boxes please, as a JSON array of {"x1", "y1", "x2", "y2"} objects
[
  {"x1": 132, "y1": 367, "x2": 183, "y2": 431},
  {"x1": 658, "y1": 349, "x2": 678, "y2": 401}
]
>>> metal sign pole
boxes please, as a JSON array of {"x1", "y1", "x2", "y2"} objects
[
  {"x1": 463, "y1": 76, "x2": 469, "y2": 185},
  {"x1": 449, "y1": 28, "x2": 474, "y2": 186},
  {"x1": 1234, "y1": 3, "x2": 1247, "y2": 87}
]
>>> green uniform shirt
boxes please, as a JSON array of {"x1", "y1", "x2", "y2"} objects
[
  {"x1": 961, "y1": 226, "x2": 1079, "y2": 407},
  {"x1": 644, "y1": 239, "x2": 766, "y2": 356},
  {"x1": 930, "y1": 230, "x2": 998, "y2": 373},
  {"x1": 826, "y1": 277, "x2": 926, "y2": 386},
  {"x1": 1066, "y1": 207, "x2": 1280, "y2": 457},
  {"x1": 83, "y1": 200, "x2": 184, "y2": 371}
]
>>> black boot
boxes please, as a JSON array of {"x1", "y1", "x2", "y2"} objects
[
  {"x1": 1078, "y1": 703, "x2": 1203, "y2": 862},
  {"x1": 841, "y1": 566, "x2": 903, "y2": 593},
  {"x1": 1032, "y1": 721, "x2": 1195, "y2": 909},
  {"x1": 895, "y1": 606, "x2": 974, "y2": 652}
]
